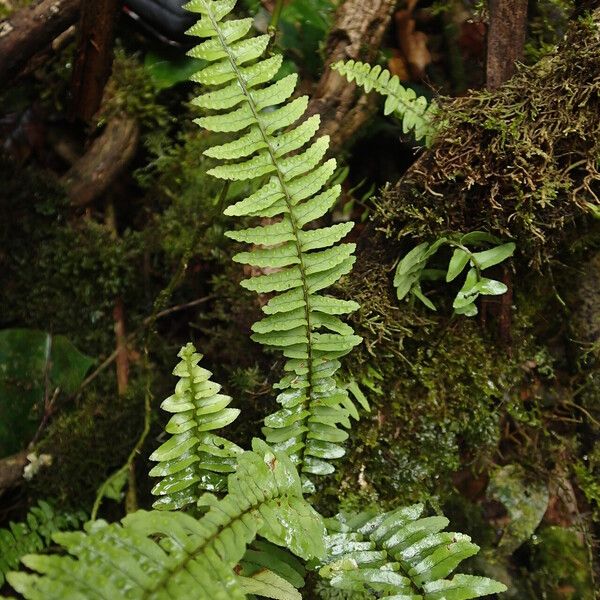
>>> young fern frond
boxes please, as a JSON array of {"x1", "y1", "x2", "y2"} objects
[
  {"x1": 8, "y1": 440, "x2": 326, "y2": 600},
  {"x1": 319, "y1": 504, "x2": 507, "y2": 599},
  {"x1": 186, "y1": 0, "x2": 364, "y2": 483},
  {"x1": 149, "y1": 342, "x2": 243, "y2": 510},
  {"x1": 0, "y1": 502, "x2": 86, "y2": 587},
  {"x1": 332, "y1": 60, "x2": 438, "y2": 146}
]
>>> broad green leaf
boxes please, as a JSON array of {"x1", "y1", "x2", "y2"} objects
[
  {"x1": 452, "y1": 268, "x2": 479, "y2": 309},
  {"x1": 474, "y1": 278, "x2": 508, "y2": 295},
  {"x1": 459, "y1": 231, "x2": 502, "y2": 246},
  {"x1": 394, "y1": 243, "x2": 429, "y2": 280},
  {"x1": 0, "y1": 329, "x2": 93, "y2": 457}
]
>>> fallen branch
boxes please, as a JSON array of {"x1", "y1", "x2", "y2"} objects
[
  {"x1": 0, "y1": 0, "x2": 81, "y2": 86},
  {"x1": 61, "y1": 116, "x2": 140, "y2": 207}
]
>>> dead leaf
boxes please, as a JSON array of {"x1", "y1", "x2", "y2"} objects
[{"x1": 395, "y1": 3, "x2": 432, "y2": 79}]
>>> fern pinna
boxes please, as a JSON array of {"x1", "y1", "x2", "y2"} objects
[
  {"x1": 149, "y1": 342, "x2": 242, "y2": 510},
  {"x1": 319, "y1": 504, "x2": 507, "y2": 599},
  {"x1": 186, "y1": 0, "x2": 363, "y2": 483},
  {"x1": 332, "y1": 60, "x2": 438, "y2": 146},
  {"x1": 7, "y1": 441, "x2": 325, "y2": 600}
]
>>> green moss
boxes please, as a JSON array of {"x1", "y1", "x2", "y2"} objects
[
  {"x1": 378, "y1": 12, "x2": 600, "y2": 268},
  {"x1": 99, "y1": 48, "x2": 170, "y2": 128},
  {"x1": 530, "y1": 526, "x2": 596, "y2": 599},
  {"x1": 28, "y1": 376, "x2": 147, "y2": 509}
]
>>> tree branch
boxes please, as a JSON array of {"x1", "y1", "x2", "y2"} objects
[
  {"x1": 307, "y1": 0, "x2": 397, "y2": 153},
  {"x1": 0, "y1": 0, "x2": 81, "y2": 86}
]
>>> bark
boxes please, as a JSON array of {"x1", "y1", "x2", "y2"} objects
[
  {"x1": 61, "y1": 116, "x2": 140, "y2": 206},
  {"x1": 485, "y1": 0, "x2": 528, "y2": 340},
  {"x1": 69, "y1": 0, "x2": 120, "y2": 121},
  {"x1": 0, "y1": 0, "x2": 81, "y2": 86},
  {"x1": 0, "y1": 450, "x2": 28, "y2": 492},
  {"x1": 307, "y1": 0, "x2": 397, "y2": 153},
  {"x1": 486, "y1": 0, "x2": 528, "y2": 89}
]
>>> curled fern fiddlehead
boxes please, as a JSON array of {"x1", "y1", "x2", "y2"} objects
[
  {"x1": 332, "y1": 60, "x2": 438, "y2": 146},
  {"x1": 149, "y1": 342, "x2": 242, "y2": 510},
  {"x1": 186, "y1": 0, "x2": 364, "y2": 484}
]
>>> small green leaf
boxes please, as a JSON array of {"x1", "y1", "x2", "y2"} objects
[
  {"x1": 452, "y1": 268, "x2": 479, "y2": 309},
  {"x1": 471, "y1": 242, "x2": 515, "y2": 270},
  {"x1": 459, "y1": 231, "x2": 502, "y2": 246},
  {"x1": 446, "y1": 249, "x2": 470, "y2": 282},
  {"x1": 412, "y1": 285, "x2": 437, "y2": 311},
  {"x1": 474, "y1": 278, "x2": 508, "y2": 295},
  {"x1": 454, "y1": 303, "x2": 478, "y2": 317}
]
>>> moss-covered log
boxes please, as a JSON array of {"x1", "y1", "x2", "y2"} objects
[{"x1": 377, "y1": 9, "x2": 600, "y2": 268}]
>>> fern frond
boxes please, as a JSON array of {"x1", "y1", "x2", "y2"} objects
[
  {"x1": 319, "y1": 504, "x2": 507, "y2": 599},
  {"x1": 0, "y1": 501, "x2": 86, "y2": 587},
  {"x1": 149, "y1": 342, "x2": 243, "y2": 510},
  {"x1": 240, "y1": 539, "x2": 307, "y2": 591},
  {"x1": 186, "y1": 0, "x2": 364, "y2": 483},
  {"x1": 8, "y1": 440, "x2": 326, "y2": 599},
  {"x1": 332, "y1": 60, "x2": 438, "y2": 146}
]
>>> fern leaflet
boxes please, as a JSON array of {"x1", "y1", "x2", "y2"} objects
[
  {"x1": 7, "y1": 440, "x2": 325, "y2": 599},
  {"x1": 318, "y1": 504, "x2": 507, "y2": 599},
  {"x1": 0, "y1": 501, "x2": 86, "y2": 587},
  {"x1": 186, "y1": 0, "x2": 364, "y2": 484},
  {"x1": 149, "y1": 342, "x2": 242, "y2": 510},
  {"x1": 332, "y1": 60, "x2": 438, "y2": 146}
]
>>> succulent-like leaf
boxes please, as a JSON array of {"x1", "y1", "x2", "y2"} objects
[
  {"x1": 319, "y1": 504, "x2": 507, "y2": 599},
  {"x1": 149, "y1": 342, "x2": 243, "y2": 510}
]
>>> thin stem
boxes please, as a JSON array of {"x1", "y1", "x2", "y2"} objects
[{"x1": 268, "y1": 0, "x2": 285, "y2": 36}]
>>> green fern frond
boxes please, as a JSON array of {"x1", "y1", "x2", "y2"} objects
[
  {"x1": 149, "y1": 342, "x2": 243, "y2": 510},
  {"x1": 0, "y1": 501, "x2": 86, "y2": 587},
  {"x1": 332, "y1": 60, "x2": 438, "y2": 146},
  {"x1": 319, "y1": 504, "x2": 507, "y2": 599},
  {"x1": 186, "y1": 0, "x2": 364, "y2": 483},
  {"x1": 241, "y1": 539, "x2": 307, "y2": 589},
  {"x1": 8, "y1": 440, "x2": 326, "y2": 600}
]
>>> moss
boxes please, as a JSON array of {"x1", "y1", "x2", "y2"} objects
[
  {"x1": 28, "y1": 375, "x2": 148, "y2": 509},
  {"x1": 315, "y1": 244, "x2": 536, "y2": 509},
  {"x1": 530, "y1": 526, "x2": 596, "y2": 599},
  {"x1": 378, "y1": 12, "x2": 600, "y2": 268},
  {"x1": 98, "y1": 48, "x2": 170, "y2": 128}
]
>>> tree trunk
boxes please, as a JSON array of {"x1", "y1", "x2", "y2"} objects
[
  {"x1": 307, "y1": 0, "x2": 397, "y2": 153},
  {"x1": 486, "y1": 0, "x2": 528, "y2": 89},
  {"x1": 0, "y1": 0, "x2": 81, "y2": 86},
  {"x1": 69, "y1": 0, "x2": 120, "y2": 121}
]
